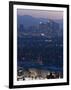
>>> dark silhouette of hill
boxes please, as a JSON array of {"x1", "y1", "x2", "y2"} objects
[
  {"x1": 17, "y1": 15, "x2": 63, "y2": 38},
  {"x1": 17, "y1": 15, "x2": 63, "y2": 29},
  {"x1": 17, "y1": 15, "x2": 48, "y2": 29}
]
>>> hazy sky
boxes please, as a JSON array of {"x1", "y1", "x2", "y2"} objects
[{"x1": 17, "y1": 9, "x2": 63, "y2": 20}]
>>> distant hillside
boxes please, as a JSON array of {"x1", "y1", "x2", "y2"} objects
[
  {"x1": 17, "y1": 15, "x2": 63, "y2": 29},
  {"x1": 17, "y1": 15, "x2": 48, "y2": 29}
]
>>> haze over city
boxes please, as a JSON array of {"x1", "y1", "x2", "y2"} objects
[{"x1": 17, "y1": 9, "x2": 63, "y2": 20}]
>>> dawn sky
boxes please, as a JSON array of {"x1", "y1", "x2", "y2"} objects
[{"x1": 17, "y1": 9, "x2": 63, "y2": 20}]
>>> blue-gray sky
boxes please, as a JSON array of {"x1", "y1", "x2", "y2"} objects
[{"x1": 17, "y1": 9, "x2": 63, "y2": 20}]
